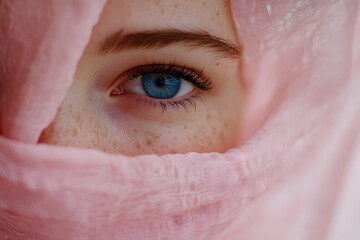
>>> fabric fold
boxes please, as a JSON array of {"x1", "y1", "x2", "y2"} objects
[
  {"x1": 0, "y1": 0, "x2": 359, "y2": 239},
  {"x1": 0, "y1": 0, "x2": 107, "y2": 142}
]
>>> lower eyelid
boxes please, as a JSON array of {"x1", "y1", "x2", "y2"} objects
[
  {"x1": 125, "y1": 90, "x2": 202, "y2": 112},
  {"x1": 120, "y1": 90, "x2": 203, "y2": 112}
]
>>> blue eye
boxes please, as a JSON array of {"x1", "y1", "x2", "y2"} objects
[
  {"x1": 109, "y1": 64, "x2": 214, "y2": 111},
  {"x1": 141, "y1": 73, "x2": 181, "y2": 99},
  {"x1": 124, "y1": 70, "x2": 195, "y2": 100}
]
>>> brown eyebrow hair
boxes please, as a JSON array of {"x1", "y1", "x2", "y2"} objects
[{"x1": 98, "y1": 29, "x2": 240, "y2": 58}]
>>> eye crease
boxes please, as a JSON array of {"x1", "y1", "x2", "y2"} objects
[{"x1": 110, "y1": 63, "x2": 214, "y2": 111}]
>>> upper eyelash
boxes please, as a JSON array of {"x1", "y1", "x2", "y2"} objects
[{"x1": 126, "y1": 62, "x2": 215, "y2": 91}]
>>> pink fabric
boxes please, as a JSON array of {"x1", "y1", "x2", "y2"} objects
[{"x1": 0, "y1": 0, "x2": 359, "y2": 239}]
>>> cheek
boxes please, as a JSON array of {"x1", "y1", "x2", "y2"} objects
[
  {"x1": 39, "y1": 88, "x2": 242, "y2": 156},
  {"x1": 124, "y1": 104, "x2": 240, "y2": 155},
  {"x1": 39, "y1": 101, "x2": 241, "y2": 155}
]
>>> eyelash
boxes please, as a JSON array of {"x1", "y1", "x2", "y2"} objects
[
  {"x1": 116, "y1": 62, "x2": 214, "y2": 112},
  {"x1": 133, "y1": 94, "x2": 201, "y2": 112}
]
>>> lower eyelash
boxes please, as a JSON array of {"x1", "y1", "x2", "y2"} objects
[{"x1": 134, "y1": 93, "x2": 201, "y2": 113}]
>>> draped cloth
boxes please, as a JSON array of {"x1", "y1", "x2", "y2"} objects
[{"x1": 0, "y1": 0, "x2": 359, "y2": 239}]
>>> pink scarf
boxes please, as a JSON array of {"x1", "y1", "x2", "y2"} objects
[{"x1": 1, "y1": 1, "x2": 359, "y2": 239}]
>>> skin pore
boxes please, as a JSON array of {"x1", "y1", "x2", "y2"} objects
[{"x1": 38, "y1": 0, "x2": 244, "y2": 156}]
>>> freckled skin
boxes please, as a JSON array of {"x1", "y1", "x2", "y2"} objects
[{"x1": 38, "y1": 0, "x2": 244, "y2": 156}]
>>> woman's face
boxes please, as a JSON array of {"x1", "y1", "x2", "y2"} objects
[{"x1": 39, "y1": 0, "x2": 244, "y2": 155}]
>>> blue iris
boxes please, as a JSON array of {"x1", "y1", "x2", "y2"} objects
[{"x1": 141, "y1": 73, "x2": 181, "y2": 99}]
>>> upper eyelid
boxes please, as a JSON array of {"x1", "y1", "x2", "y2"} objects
[
  {"x1": 124, "y1": 64, "x2": 214, "y2": 91},
  {"x1": 126, "y1": 64, "x2": 200, "y2": 79}
]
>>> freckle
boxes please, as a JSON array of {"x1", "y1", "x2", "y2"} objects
[
  {"x1": 184, "y1": 125, "x2": 187, "y2": 129},
  {"x1": 174, "y1": 4, "x2": 178, "y2": 8},
  {"x1": 155, "y1": 0, "x2": 161, "y2": 6},
  {"x1": 216, "y1": 63, "x2": 220, "y2": 66},
  {"x1": 75, "y1": 115, "x2": 81, "y2": 124},
  {"x1": 102, "y1": 131, "x2": 109, "y2": 138},
  {"x1": 202, "y1": 2, "x2": 206, "y2": 6},
  {"x1": 161, "y1": 9, "x2": 165, "y2": 14},
  {"x1": 174, "y1": 136, "x2": 178, "y2": 140},
  {"x1": 206, "y1": 114, "x2": 211, "y2": 120},
  {"x1": 146, "y1": 139, "x2": 152, "y2": 146},
  {"x1": 72, "y1": 129, "x2": 78, "y2": 137},
  {"x1": 135, "y1": 142, "x2": 141, "y2": 149},
  {"x1": 220, "y1": 133, "x2": 225, "y2": 142},
  {"x1": 216, "y1": 12, "x2": 219, "y2": 16},
  {"x1": 211, "y1": 17, "x2": 215, "y2": 21},
  {"x1": 224, "y1": 122, "x2": 228, "y2": 128},
  {"x1": 134, "y1": 129, "x2": 138, "y2": 134}
]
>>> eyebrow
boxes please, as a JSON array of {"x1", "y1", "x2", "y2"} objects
[{"x1": 98, "y1": 29, "x2": 240, "y2": 58}]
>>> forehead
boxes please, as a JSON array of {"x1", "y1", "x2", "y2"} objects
[{"x1": 89, "y1": 0, "x2": 236, "y2": 45}]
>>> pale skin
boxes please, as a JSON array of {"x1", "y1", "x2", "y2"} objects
[{"x1": 38, "y1": 0, "x2": 244, "y2": 156}]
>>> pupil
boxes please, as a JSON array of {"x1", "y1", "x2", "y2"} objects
[
  {"x1": 142, "y1": 73, "x2": 181, "y2": 99},
  {"x1": 156, "y1": 77, "x2": 166, "y2": 87}
]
